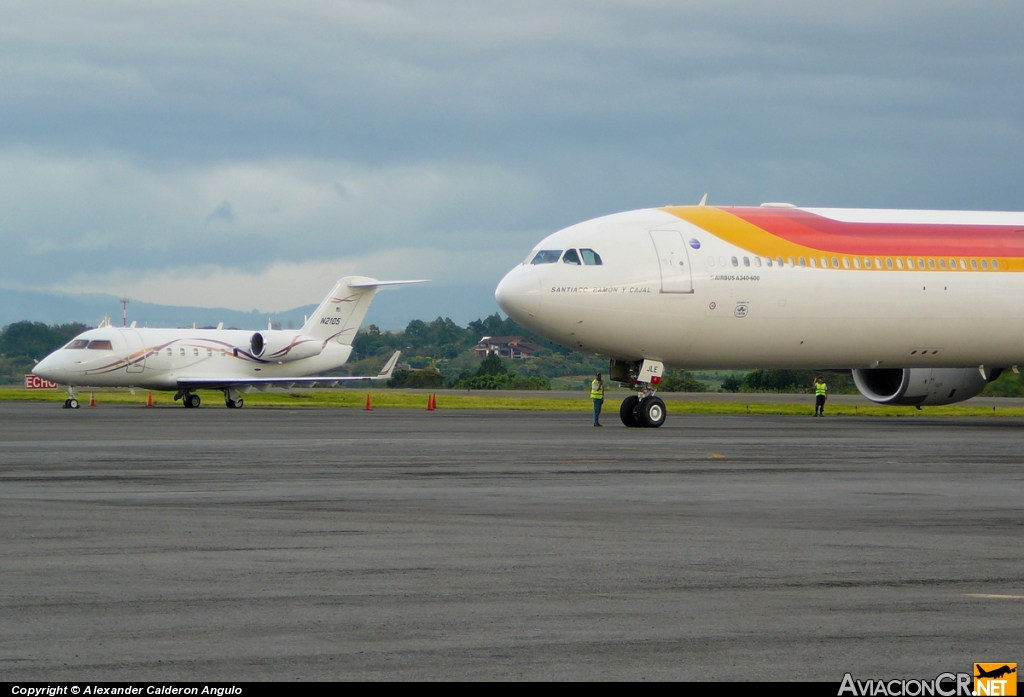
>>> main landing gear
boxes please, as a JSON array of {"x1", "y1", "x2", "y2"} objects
[
  {"x1": 174, "y1": 390, "x2": 202, "y2": 408},
  {"x1": 224, "y1": 388, "x2": 243, "y2": 409},
  {"x1": 612, "y1": 358, "x2": 668, "y2": 428}
]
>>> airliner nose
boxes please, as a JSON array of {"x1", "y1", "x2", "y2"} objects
[{"x1": 495, "y1": 265, "x2": 542, "y2": 321}]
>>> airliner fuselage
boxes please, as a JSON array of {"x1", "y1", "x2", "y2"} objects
[{"x1": 496, "y1": 205, "x2": 1024, "y2": 425}]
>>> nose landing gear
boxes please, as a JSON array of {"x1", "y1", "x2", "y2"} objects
[
  {"x1": 62, "y1": 388, "x2": 80, "y2": 409},
  {"x1": 612, "y1": 358, "x2": 667, "y2": 428}
]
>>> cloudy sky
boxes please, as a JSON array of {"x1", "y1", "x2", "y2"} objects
[{"x1": 2, "y1": 1, "x2": 1023, "y2": 325}]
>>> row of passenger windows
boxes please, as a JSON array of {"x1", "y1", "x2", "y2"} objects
[
  {"x1": 164, "y1": 347, "x2": 225, "y2": 357},
  {"x1": 65, "y1": 339, "x2": 113, "y2": 350},
  {"x1": 530, "y1": 248, "x2": 603, "y2": 266},
  {"x1": 713, "y1": 255, "x2": 1001, "y2": 271}
]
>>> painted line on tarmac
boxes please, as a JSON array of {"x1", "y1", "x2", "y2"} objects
[{"x1": 965, "y1": 593, "x2": 1024, "y2": 599}]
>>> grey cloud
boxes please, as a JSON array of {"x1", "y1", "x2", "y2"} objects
[
  {"x1": 206, "y1": 200, "x2": 235, "y2": 224},
  {"x1": 1, "y1": 1, "x2": 1024, "y2": 318}
]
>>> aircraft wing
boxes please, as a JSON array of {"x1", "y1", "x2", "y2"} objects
[{"x1": 176, "y1": 351, "x2": 402, "y2": 392}]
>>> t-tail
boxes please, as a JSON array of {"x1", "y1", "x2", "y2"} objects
[{"x1": 301, "y1": 276, "x2": 429, "y2": 346}]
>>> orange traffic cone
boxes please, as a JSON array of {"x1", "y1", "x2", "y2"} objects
[
  {"x1": 89, "y1": 392, "x2": 96, "y2": 407},
  {"x1": 427, "y1": 393, "x2": 435, "y2": 411},
  {"x1": 365, "y1": 394, "x2": 373, "y2": 411},
  {"x1": 147, "y1": 392, "x2": 154, "y2": 407}
]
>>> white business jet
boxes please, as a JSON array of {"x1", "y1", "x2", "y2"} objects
[
  {"x1": 33, "y1": 276, "x2": 423, "y2": 408},
  {"x1": 496, "y1": 203, "x2": 1024, "y2": 428}
]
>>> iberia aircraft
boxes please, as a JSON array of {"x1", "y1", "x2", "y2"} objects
[
  {"x1": 495, "y1": 202, "x2": 1024, "y2": 428},
  {"x1": 33, "y1": 276, "x2": 423, "y2": 409}
]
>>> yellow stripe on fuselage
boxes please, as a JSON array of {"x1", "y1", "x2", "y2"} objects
[{"x1": 663, "y1": 206, "x2": 1022, "y2": 272}]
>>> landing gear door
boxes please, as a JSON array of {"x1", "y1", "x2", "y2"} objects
[{"x1": 649, "y1": 229, "x2": 693, "y2": 294}]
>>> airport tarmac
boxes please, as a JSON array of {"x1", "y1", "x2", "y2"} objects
[{"x1": 1, "y1": 402, "x2": 1021, "y2": 681}]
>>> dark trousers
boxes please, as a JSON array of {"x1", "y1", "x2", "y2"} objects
[
  {"x1": 815, "y1": 394, "x2": 826, "y2": 414},
  {"x1": 593, "y1": 398, "x2": 604, "y2": 425}
]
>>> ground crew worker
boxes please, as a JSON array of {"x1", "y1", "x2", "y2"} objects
[
  {"x1": 591, "y1": 372, "x2": 605, "y2": 426},
  {"x1": 814, "y1": 375, "x2": 828, "y2": 416}
]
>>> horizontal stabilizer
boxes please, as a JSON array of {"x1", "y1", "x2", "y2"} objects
[{"x1": 348, "y1": 279, "x2": 430, "y2": 288}]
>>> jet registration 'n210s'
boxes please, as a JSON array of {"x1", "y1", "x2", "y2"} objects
[
  {"x1": 496, "y1": 202, "x2": 1024, "y2": 428},
  {"x1": 33, "y1": 276, "x2": 423, "y2": 408}
]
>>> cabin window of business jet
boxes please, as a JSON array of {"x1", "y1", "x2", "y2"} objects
[
  {"x1": 896, "y1": 259, "x2": 904, "y2": 269},
  {"x1": 87, "y1": 340, "x2": 113, "y2": 350},
  {"x1": 193, "y1": 348, "x2": 199, "y2": 357},
  {"x1": 777, "y1": 257, "x2": 784, "y2": 267},
  {"x1": 864, "y1": 258, "x2": 872, "y2": 269},
  {"x1": 939, "y1": 259, "x2": 946, "y2": 269},
  {"x1": 561, "y1": 249, "x2": 581, "y2": 265},
  {"x1": 960, "y1": 258, "x2": 967, "y2": 269},
  {"x1": 820, "y1": 257, "x2": 827, "y2": 268},
  {"x1": 905, "y1": 259, "x2": 914, "y2": 269},
  {"x1": 886, "y1": 258, "x2": 893, "y2": 269},
  {"x1": 167, "y1": 348, "x2": 172, "y2": 356},
  {"x1": 580, "y1": 248, "x2": 603, "y2": 265},
  {"x1": 949, "y1": 259, "x2": 957, "y2": 269},
  {"x1": 180, "y1": 348, "x2": 186, "y2": 356},
  {"x1": 831, "y1": 257, "x2": 839, "y2": 268},
  {"x1": 530, "y1": 250, "x2": 561, "y2": 265},
  {"x1": 874, "y1": 258, "x2": 882, "y2": 269},
  {"x1": 981, "y1": 259, "x2": 989, "y2": 269},
  {"x1": 842, "y1": 258, "x2": 850, "y2": 269},
  {"x1": 809, "y1": 258, "x2": 816, "y2": 268},
  {"x1": 743, "y1": 256, "x2": 750, "y2": 267},
  {"x1": 765, "y1": 257, "x2": 772, "y2": 267},
  {"x1": 787, "y1": 257, "x2": 794, "y2": 267},
  {"x1": 970, "y1": 259, "x2": 978, "y2": 270},
  {"x1": 992, "y1": 260, "x2": 999, "y2": 269},
  {"x1": 65, "y1": 339, "x2": 89, "y2": 349},
  {"x1": 929, "y1": 259, "x2": 936, "y2": 269},
  {"x1": 731, "y1": 256, "x2": 738, "y2": 267},
  {"x1": 754, "y1": 257, "x2": 762, "y2": 267},
  {"x1": 853, "y1": 258, "x2": 860, "y2": 268}
]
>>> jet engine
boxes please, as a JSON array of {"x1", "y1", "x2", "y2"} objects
[
  {"x1": 249, "y1": 332, "x2": 323, "y2": 362},
  {"x1": 852, "y1": 367, "x2": 999, "y2": 407}
]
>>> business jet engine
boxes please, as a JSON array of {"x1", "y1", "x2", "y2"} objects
[
  {"x1": 249, "y1": 331, "x2": 323, "y2": 363},
  {"x1": 851, "y1": 367, "x2": 999, "y2": 407}
]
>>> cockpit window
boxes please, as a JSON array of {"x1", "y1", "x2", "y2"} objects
[
  {"x1": 87, "y1": 340, "x2": 113, "y2": 350},
  {"x1": 562, "y1": 249, "x2": 581, "y2": 265},
  {"x1": 65, "y1": 339, "x2": 89, "y2": 349},
  {"x1": 530, "y1": 250, "x2": 562, "y2": 265},
  {"x1": 580, "y1": 249, "x2": 603, "y2": 266}
]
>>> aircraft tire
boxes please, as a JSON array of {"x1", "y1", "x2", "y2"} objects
[
  {"x1": 619, "y1": 395, "x2": 641, "y2": 427},
  {"x1": 638, "y1": 396, "x2": 666, "y2": 428},
  {"x1": 185, "y1": 394, "x2": 201, "y2": 409},
  {"x1": 225, "y1": 397, "x2": 243, "y2": 409},
  {"x1": 68, "y1": 398, "x2": 79, "y2": 409}
]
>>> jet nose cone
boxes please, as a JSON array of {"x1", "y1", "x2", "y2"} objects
[
  {"x1": 32, "y1": 354, "x2": 62, "y2": 382},
  {"x1": 495, "y1": 265, "x2": 542, "y2": 322}
]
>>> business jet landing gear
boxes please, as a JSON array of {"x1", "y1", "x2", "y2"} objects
[
  {"x1": 612, "y1": 358, "x2": 667, "y2": 428},
  {"x1": 174, "y1": 390, "x2": 201, "y2": 408},
  {"x1": 62, "y1": 387, "x2": 80, "y2": 409},
  {"x1": 224, "y1": 388, "x2": 243, "y2": 409}
]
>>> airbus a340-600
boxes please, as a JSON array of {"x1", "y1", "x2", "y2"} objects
[
  {"x1": 33, "y1": 276, "x2": 422, "y2": 408},
  {"x1": 496, "y1": 202, "x2": 1024, "y2": 428}
]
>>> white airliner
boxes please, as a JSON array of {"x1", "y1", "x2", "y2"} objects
[
  {"x1": 33, "y1": 276, "x2": 422, "y2": 408},
  {"x1": 495, "y1": 203, "x2": 1024, "y2": 427}
]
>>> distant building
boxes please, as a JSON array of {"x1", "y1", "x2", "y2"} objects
[{"x1": 473, "y1": 336, "x2": 542, "y2": 359}]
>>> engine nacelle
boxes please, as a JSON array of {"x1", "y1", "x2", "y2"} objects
[
  {"x1": 852, "y1": 367, "x2": 998, "y2": 406},
  {"x1": 249, "y1": 331, "x2": 323, "y2": 363}
]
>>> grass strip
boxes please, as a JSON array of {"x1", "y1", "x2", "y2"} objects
[{"x1": 3, "y1": 387, "x2": 1024, "y2": 417}]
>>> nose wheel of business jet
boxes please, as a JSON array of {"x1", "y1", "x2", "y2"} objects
[{"x1": 63, "y1": 398, "x2": 80, "y2": 409}]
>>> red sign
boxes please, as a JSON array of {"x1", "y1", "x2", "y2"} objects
[{"x1": 25, "y1": 374, "x2": 59, "y2": 390}]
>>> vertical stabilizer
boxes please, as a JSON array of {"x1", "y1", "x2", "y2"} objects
[{"x1": 301, "y1": 276, "x2": 380, "y2": 345}]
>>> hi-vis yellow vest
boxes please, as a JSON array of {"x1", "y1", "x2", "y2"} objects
[
  {"x1": 815, "y1": 381, "x2": 828, "y2": 396},
  {"x1": 591, "y1": 380, "x2": 604, "y2": 399}
]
